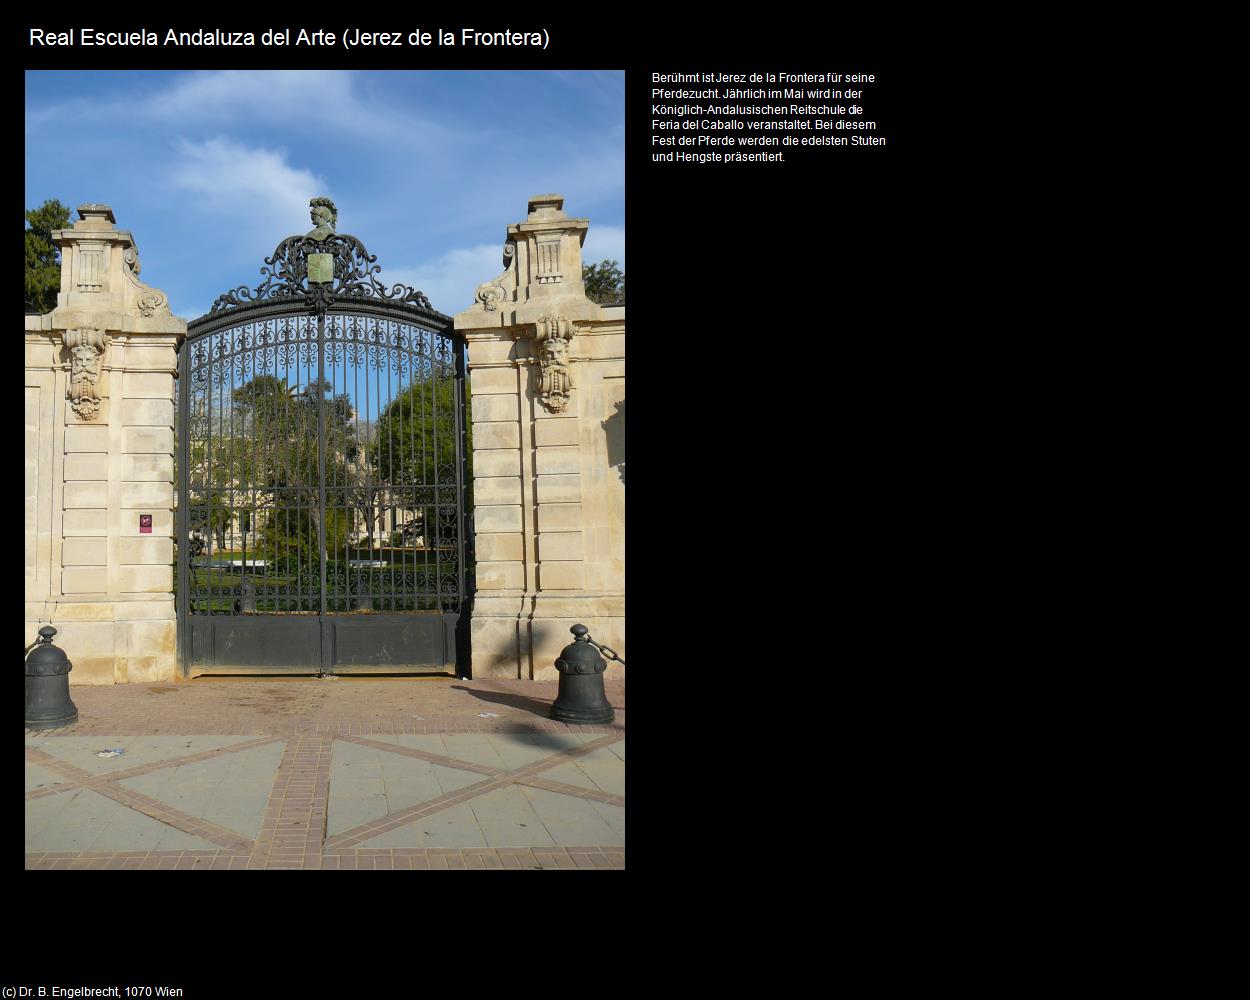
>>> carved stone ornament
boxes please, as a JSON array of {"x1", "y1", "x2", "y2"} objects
[
  {"x1": 63, "y1": 327, "x2": 110, "y2": 420},
  {"x1": 534, "y1": 314, "x2": 575, "y2": 413},
  {"x1": 475, "y1": 243, "x2": 515, "y2": 312},
  {"x1": 123, "y1": 246, "x2": 170, "y2": 318}
]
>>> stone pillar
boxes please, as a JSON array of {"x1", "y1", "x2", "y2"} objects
[
  {"x1": 24, "y1": 204, "x2": 186, "y2": 684},
  {"x1": 455, "y1": 195, "x2": 625, "y2": 680}
]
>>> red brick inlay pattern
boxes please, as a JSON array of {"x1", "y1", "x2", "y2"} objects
[
  {"x1": 248, "y1": 736, "x2": 333, "y2": 870},
  {"x1": 511, "y1": 775, "x2": 625, "y2": 808},
  {"x1": 333, "y1": 734, "x2": 507, "y2": 776},
  {"x1": 25, "y1": 846, "x2": 625, "y2": 870}
]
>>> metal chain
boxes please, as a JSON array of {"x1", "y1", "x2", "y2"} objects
[{"x1": 583, "y1": 633, "x2": 626, "y2": 666}]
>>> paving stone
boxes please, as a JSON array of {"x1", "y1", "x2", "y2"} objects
[
  {"x1": 25, "y1": 762, "x2": 67, "y2": 793},
  {"x1": 515, "y1": 786, "x2": 625, "y2": 846},
  {"x1": 355, "y1": 801, "x2": 489, "y2": 850},
  {"x1": 540, "y1": 746, "x2": 626, "y2": 796},
  {"x1": 25, "y1": 788, "x2": 218, "y2": 853},
  {"x1": 26, "y1": 735, "x2": 264, "y2": 775},
  {"x1": 327, "y1": 740, "x2": 484, "y2": 836},
  {"x1": 116, "y1": 741, "x2": 285, "y2": 839},
  {"x1": 463, "y1": 786, "x2": 559, "y2": 847}
]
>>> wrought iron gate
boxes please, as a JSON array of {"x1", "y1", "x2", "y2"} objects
[{"x1": 177, "y1": 206, "x2": 472, "y2": 675}]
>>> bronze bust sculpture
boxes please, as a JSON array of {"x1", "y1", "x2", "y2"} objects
[{"x1": 306, "y1": 197, "x2": 337, "y2": 240}]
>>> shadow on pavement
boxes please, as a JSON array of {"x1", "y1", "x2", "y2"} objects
[{"x1": 452, "y1": 684, "x2": 554, "y2": 719}]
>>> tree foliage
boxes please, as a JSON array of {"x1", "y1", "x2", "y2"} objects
[
  {"x1": 583, "y1": 259, "x2": 625, "y2": 305},
  {"x1": 182, "y1": 360, "x2": 471, "y2": 569},
  {"x1": 25, "y1": 199, "x2": 71, "y2": 313},
  {"x1": 370, "y1": 372, "x2": 460, "y2": 498}
]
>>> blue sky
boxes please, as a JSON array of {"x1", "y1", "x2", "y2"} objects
[{"x1": 25, "y1": 70, "x2": 624, "y2": 321}]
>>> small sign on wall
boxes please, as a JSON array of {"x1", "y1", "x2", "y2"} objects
[{"x1": 139, "y1": 514, "x2": 152, "y2": 534}]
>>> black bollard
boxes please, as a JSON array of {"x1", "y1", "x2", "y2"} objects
[
  {"x1": 550, "y1": 625, "x2": 615, "y2": 725},
  {"x1": 25, "y1": 627, "x2": 79, "y2": 730}
]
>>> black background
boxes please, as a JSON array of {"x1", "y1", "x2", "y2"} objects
[{"x1": 18, "y1": 12, "x2": 925, "y2": 984}]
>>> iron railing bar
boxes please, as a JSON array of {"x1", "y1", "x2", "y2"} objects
[
  {"x1": 454, "y1": 333, "x2": 467, "y2": 611},
  {"x1": 317, "y1": 311, "x2": 328, "y2": 622},
  {"x1": 177, "y1": 331, "x2": 190, "y2": 668},
  {"x1": 421, "y1": 328, "x2": 431, "y2": 607}
]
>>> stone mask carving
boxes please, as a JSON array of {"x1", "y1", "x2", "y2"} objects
[{"x1": 64, "y1": 327, "x2": 110, "y2": 420}]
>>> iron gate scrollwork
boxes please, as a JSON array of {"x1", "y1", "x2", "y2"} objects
[{"x1": 177, "y1": 201, "x2": 473, "y2": 675}]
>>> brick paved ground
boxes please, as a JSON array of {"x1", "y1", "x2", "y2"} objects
[{"x1": 25, "y1": 675, "x2": 624, "y2": 870}]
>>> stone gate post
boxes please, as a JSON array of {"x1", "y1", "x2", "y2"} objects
[
  {"x1": 25, "y1": 204, "x2": 186, "y2": 683},
  {"x1": 454, "y1": 195, "x2": 625, "y2": 679}
]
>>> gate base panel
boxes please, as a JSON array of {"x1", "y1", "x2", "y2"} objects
[{"x1": 185, "y1": 614, "x2": 459, "y2": 675}]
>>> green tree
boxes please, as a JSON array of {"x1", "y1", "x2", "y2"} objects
[
  {"x1": 370, "y1": 370, "x2": 461, "y2": 547},
  {"x1": 583, "y1": 259, "x2": 625, "y2": 305},
  {"x1": 25, "y1": 199, "x2": 71, "y2": 313},
  {"x1": 228, "y1": 375, "x2": 364, "y2": 565}
]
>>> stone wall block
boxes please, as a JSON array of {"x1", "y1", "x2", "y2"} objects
[
  {"x1": 116, "y1": 565, "x2": 172, "y2": 593},
  {"x1": 61, "y1": 567, "x2": 109, "y2": 593},
  {"x1": 474, "y1": 532, "x2": 525, "y2": 562},
  {"x1": 63, "y1": 483, "x2": 109, "y2": 509},
  {"x1": 537, "y1": 531, "x2": 584, "y2": 561},
  {"x1": 62, "y1": 510, "x2": 108, "y2": 536},
  {"x1": 121, "y1": 454, "x2": 173, "y2": 482},
  {"x1": 470, "y1": 368, "x2": 521, "y2": 394},
  {"x1": 121, "y1": 371, "x2": 174, "y2": 398},
  {"x1": 61, "y1": 537, "x2": 108, "y2": 566},
  {"x1": 473, "y1": 476, "x2": 523, "y2": 505},
  {"x1": 64, "y1": 425, "x2": 110, "y2": 452},
  {"x1": 115, "y1": 620, "x2": 176, "y2": 659},
  {"x1": 116, "y1": 599, "x2": 175, "y2": 621},
  {"x1": 535, "y1": 503, "x2": 582, "y2": 531},
  {"x1": 119, "y1": 398, "x2": 173, "y2": 427},
  {"x1": 472, "y1": 393, "x2": 520, "y2": 423},
  {"x1": 63, "y1": 454, "x2": 109, "y2": 481},
  {"x1": 122, "y1": 427, "x2": 174, "y2": 454},
  {"x1": 535, "y1": 474, "x2": 581, "y2": 503},
  {"x1": 473, "y1": 505, "x2": 524, "y2": 532},
  {"x1": 117, "y1": 537, "x2": 173, "y2": 564},
  {"x1": 120, "y1": 482, "x2": 173, "y2": 508},
  {"x1": 471, "y1": 421, "x2": 521, "y2": 450},
  {"x1": 472, "y1": 449, "x2": 522, "y2": 478},
  {"x1": 475, "y1": 561, "x2": 525, "y2": 590},
  {"x1": 538, "y1": 561, "x2": 586, "y2": 590},
  {"x1": 533, "y1": 419, "x2": 580, "y2": 447},
  {"x1": 534, "y1": 447, "x2": 581, "y2": 475},
  {"x1": 463, "y1": 339, "x2": 516, "y2": 364}
]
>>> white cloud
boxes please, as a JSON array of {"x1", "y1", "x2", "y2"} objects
[
  {"x1": 386, "y1": 227, "x2": 625, "y2": 318},
  {"x1": 166, "y1": 137, "x2": 326, "y2": 243},
  {"x1": 27, "y1": 71, "x2": 461, "y2": 149},
  {"x1": 384, "y1": 244, "x2": 504, "y2": 316},
  {"x1": 144, "y1": 71, "x2": 357, "y2": 121}
]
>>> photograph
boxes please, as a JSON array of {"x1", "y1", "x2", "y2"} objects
[{"x1": 25, "y1": 69, "x2": 627, "y2": 872}]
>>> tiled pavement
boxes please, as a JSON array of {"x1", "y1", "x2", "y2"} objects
[{"x1": 25, "y1": 675, "x2": 624, "y2": 870}]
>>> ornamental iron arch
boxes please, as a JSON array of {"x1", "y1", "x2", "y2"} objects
[{"x1": 177, "y1": 200, "x2": 473, "y2": 676}]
